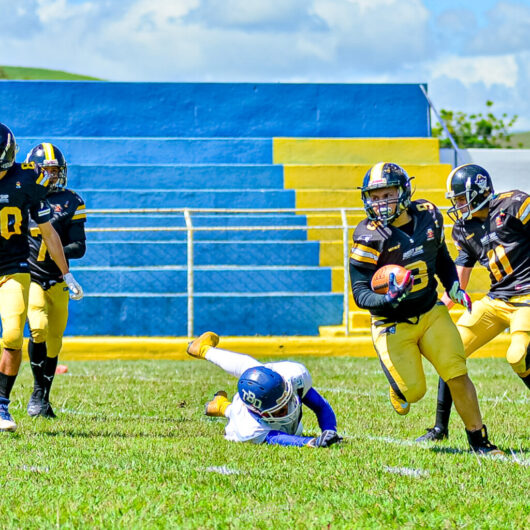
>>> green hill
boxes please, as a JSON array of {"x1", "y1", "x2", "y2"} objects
[{"x1": 0, "y1": 66, "x2": 101, "y2": 81}]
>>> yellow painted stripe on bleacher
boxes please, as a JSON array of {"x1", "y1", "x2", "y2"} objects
[
  {"x1": 284, "y1": 164, "x2": 453, "y2": 190},
  {"x1": 274, "y1": 138, "x2": 440, "y2": 165}
]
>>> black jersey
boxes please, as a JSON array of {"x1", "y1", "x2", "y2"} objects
[
  {"x1": 0, "y1": 162, "x2": 51, "y2": 275},
  {"x1": 452, "y1": 190, "x2": 530, "y2": 300},
  {"x1": 28, "y1": 188, "x2": 86, "y2": 286},
  {"x1": 350, "y1": 200, "x2": 457, "y2": 321}
]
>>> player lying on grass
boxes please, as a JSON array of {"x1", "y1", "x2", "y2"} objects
[
  {"x1": 416, "y1": 164, "x2": 530, "y2": 443},
  {"x1": 187, "y1": 332, "x2": 342, "y2": 448},
  {"x1": 349, "y1": 162, "x2": 503, "y2": 455}
]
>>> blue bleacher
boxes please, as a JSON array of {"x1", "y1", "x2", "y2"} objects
[{"x1": 0, "y1": 82, "x2": 430, "y2": 336}]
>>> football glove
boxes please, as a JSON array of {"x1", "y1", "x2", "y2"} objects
[
  {"x1": 307, "y1": 430, "x2": 343, "y2": 448},
  {"x1": 448, "y1": 281, "x2": 472, "y2": 312},
  {"x1": 384, "y1": 271, "x2": 413, "y2": 307},
  {"x1": 63, "y1": 272, "x2": 84, "y2": 301}
]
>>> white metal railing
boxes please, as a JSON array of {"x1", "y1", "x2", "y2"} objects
[{"x1": 84, "y1": 207, "x2": 453, "y2": 337}]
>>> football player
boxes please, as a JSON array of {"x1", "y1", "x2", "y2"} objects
[
  {"x1": 417, "y1": 164, "x2": 529, "y2": 442},
  {"x1": 0, "y1": 123, "x2": 83, "y2": 432},
  {"x1": 187, "y1": 331, "x2": 342, "y2": 448},
  {"x1": 24, "y1": 143, "x2": 87, "y2": 419},
  {"x1": 349, "y1": 162, "x2": 502, "y2": 455}
]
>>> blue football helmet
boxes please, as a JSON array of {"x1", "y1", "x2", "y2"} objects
[
  {"x1": 0, "y1": 123, "x2": 17, "y2": 172},
  {"x1": 361, "y1": 162, "x2": 412, "y2": 225},
  {"x1": 237, "y1": 366, "x2": 301, "y2": 428},
  {"x1": 25, "y1": 143, "x2": 68, "y2": 193},
  {"x1": 446, "y1": 164, "x2": 494, "y2": 222}
]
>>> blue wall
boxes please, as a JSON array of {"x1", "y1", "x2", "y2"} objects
[{"x1": 0, "y1": 81, "x2": 430, "y2": 138}]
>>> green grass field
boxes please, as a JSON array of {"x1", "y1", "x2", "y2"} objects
[
  {"x1": 1, "y1": 356, "x2": 528, "y2": 528},
  {"x1": 0, "y1": 66, "x2": 100, "y2": 81}
]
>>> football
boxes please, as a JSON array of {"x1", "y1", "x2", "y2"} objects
[{"x1": 371, "y1": 264, "x2": 410, "y2": 294}]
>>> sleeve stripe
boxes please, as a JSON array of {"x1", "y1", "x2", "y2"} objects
[
  {"x1": 75, "y1": 205, "x2": 86, "y2": 213},
  {"x1": 72, "y1": 213, "x2": 87, "y2": 220},
  {"x1": 517, "y1": 198, "x2": 530, "y2": 225},
  {"x1": 353, "y1": 242, "x2": 380, "y2": 258},
  {"x1": 350, "y1": 253, "x2": 378, "y2": 266}
]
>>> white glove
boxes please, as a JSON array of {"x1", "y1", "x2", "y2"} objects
[
  {"x1": 63, "y1": 272, "x2": 84, "y2": 300},
  {"x1": 448, "y1": 281, "x2": 472, "y2": 312}
]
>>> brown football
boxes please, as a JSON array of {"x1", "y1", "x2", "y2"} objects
[{"x1": 371, "y1": 264, "x2": 410, "y2": 294}]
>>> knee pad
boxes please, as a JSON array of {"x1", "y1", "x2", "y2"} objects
[
  {"x1": 30, "y1": 326, "x2": 48, "y2": 344},
  {"x1": 2, "y1": 327, "x2": 24, "y2": 350},
  {"x1": 403, "y1": 381, "x2": 427, "y2": 403},
  {"x1": 506, "y1": 331, "x2": 530, "y2": 375}
]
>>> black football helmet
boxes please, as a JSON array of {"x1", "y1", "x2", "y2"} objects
[
  {"x1": 446, "y1": 164, "x2": 494, "y2": 222},
  {"x1": 25, "y1": 143, "x2": 67, "y2": 193},
  {"x1": 360, "y1": 162, "x2": 412, "y2": 225},
  {"x1": 0, "y1": 123, "x2": 17, "y2": 172}
]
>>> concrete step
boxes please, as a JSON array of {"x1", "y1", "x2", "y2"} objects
[
  {"x1": 79, "y1": 240, "x2": 321, "y2": 267},
  {"x1": 17, "y1": 138, "x2": 273, "y2": 165},
  {"x1": 284, "y1": 163, "x2": 452, "y2": 190},
  {"x1": 72, "y1": 266, "x2": 334, "y2": 293},
  {"x1": 67, "y1": 164, "x2": 284, "y2": 190},
  {"x1": 66, "y1": 292, "x2": 343, "y2": 336},
  {"x1": 273, "y1": 138, "x2": 440, "y2": 165}
]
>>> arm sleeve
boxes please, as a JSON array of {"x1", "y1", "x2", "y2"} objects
[
  {"x1": 302, "y1": 387, "x2": 337, "y2": 431},
  {"x1": 349, "y1": 262, "x2": 393, "y2": 311},
  {"x1": 264, "y1": 430, "x2": 314, "y2": 447},
  {"x1": 435, "y1": 241, "x2": 459, "y2": 292},
  {"x1": 204, "y1": 348, "x2": 262, "y2": 378},
  {"x1": 452, "y1": 224, "x2": 478, "y2": 268},
  {"x1": 63, "y1": 223, "x2": 87, "y2": 259}
]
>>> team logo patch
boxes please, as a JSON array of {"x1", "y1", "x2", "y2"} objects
[
  {"x1": 495, "y1": 210, "x2": 506, "y2": 227},
  {"x1": 15, "y1": 181, "x2": 21, "y2": 189},
  {"x1": 426, "y1": 228, "x2": 435, "y2": 240},
  {"x1": 54, "y1": 205, "x2": 62, "y2": 213},
  {"x1": 475, "y1": 174, "x2": 490, "y2": 193}
]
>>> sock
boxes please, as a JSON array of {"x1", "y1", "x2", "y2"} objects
[
  {"x1": 434, "y1": 377, "x2": 453, "y2": 431},
  {"x1": 42, "y1": 356, "x2": 58, "y2": 402},
  {"x1": 0, "y1": 372, "x2": 17, "y2": 399},
  {"x1": 28, "y1": 340, "x2": 47, "y2": 392}
]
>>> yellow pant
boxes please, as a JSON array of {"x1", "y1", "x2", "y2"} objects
[
  {"x1": 27, "y1": 281, "x2": 70, "y2": 358},
  {"x1": 457, "y1": 294, "x2": 530, "y2": 377},
  {"x1": 0, "y1": 273, "x2": 31, "y2": 350},
  {"x1": 371, "y1": 303, "x2": 468, "y2": 403}
]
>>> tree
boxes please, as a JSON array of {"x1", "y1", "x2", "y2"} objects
[{"x1": 432, "y1": 100, "x2": 521, "y2": 148}]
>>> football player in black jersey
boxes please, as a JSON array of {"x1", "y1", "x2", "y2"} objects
[
  {"x1": 349, "y1": 162, "x2": 502, "y2": 455},
  {"x1": 25, "y1": 143, "x2": 87, "y2": 418},
  {"x1": 0, "y1": 124, "x2": 83, "y2": 432},
  {"x1": 417, "y1": 164, "x2": 529, "y2": 443}
]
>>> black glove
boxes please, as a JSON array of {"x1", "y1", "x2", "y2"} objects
[
  {"x1": 310, "y1": 430, "x2": 343, "y2": 448},
  {"x1": 384, "y1": 271, "x2": 413, "y2": 307}
]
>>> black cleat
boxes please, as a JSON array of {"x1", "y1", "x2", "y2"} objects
[
  {"x1": 466, "y1": 425, "x2": 504, "y2": 456},
  {"x1": 416, "y1": 426, "x2": 448, "y2": 442},
  {"x1": 27, "y1": 389, "x2": 44, "y2": 417},
  {"x1": 40, "y1": 401, "x2": 57, "y2": 419}
]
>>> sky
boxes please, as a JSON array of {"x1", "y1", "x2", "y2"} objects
[{"x1": 3, "y1": 0, "x2": 530, "y2": 130}]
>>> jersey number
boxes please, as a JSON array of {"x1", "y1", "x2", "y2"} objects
[
  {"x1": 487, "y1": 244, "x2": 513, "y2": 282},
  {"x1": 0, "y1": 207, "x2": 23, "y2": 240},
  {"x1": 405, "y1": 260, "x2": 428, "y2": 293}
]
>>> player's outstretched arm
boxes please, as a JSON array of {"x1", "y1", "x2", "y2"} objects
[
  {"x1": 264, "y1": 430, "x2": 342, "y2": 448},
  {"x1": 302, "y1": 387, "x2": 337, "y2": 432},
  {"x1": 38, "y1": 221, "x2": 83, "y2": 300}
]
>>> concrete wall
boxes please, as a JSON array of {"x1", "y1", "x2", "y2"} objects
[
  {"x1": 1, "y1": 81, "x2": 430, "y2": 138},
  {"x1": 440, "y1": 148, "x2": 530, "y2": 192}
]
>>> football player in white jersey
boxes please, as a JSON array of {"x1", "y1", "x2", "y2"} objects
[{"x1": 187, "y1": 332, "x2": 342, "y2": 448}]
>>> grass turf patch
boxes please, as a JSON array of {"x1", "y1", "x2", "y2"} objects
[{"x1": 1, "y1": 357, "x2": 528, "y2": 528}]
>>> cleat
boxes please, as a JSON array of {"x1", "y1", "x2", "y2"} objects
[
  {"x1": 466, "y1": 424, "x2": 505, "y2": 456},
  {"x1": 187, "y1": 331, "x2": 219, "y2": 359},
  {"x1": 40, "y1": 401, "x2": 57, "y2": 419},
  {"x1": 0, "y1": 397, "x2": 17, "y2": 432},
  {"x1": 389, "y1": 387, "x2": 410, "y2": 415},
  {"x1": 416, "y1": 426, "x2": 449, "y2": 442},
  {"x1": 27, "y1": 389, "x2": 44, "y2": 417},
  {"x1": 205, "y1": 390, "x2": 230, "y2": 417}
]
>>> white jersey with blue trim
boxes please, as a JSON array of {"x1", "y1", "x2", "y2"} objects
[{"x1": 224, "y1": 361, "x2": 312, "y2": 444}]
